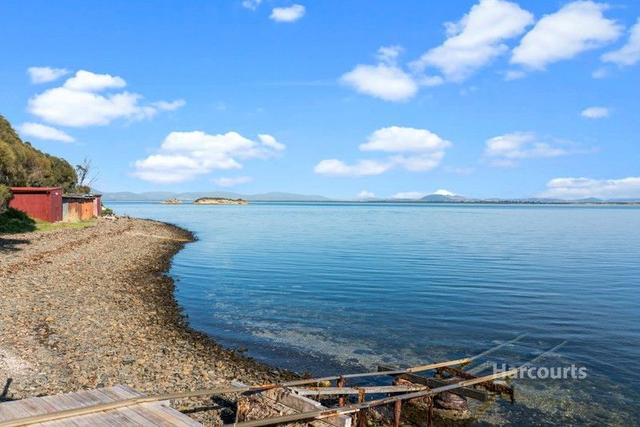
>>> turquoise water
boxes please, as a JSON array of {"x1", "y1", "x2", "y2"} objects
[{"x1": 112, "y1": 202, "x2": 640, "y2": 425}]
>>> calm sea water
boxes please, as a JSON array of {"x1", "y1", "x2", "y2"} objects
[{"x1": 112, "y1": 201, "x2": 640, "y2": 426}]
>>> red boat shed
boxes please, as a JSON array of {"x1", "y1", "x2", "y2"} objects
[{"x1": 9, "y1": 187, "x2": 63, "y2": 222}]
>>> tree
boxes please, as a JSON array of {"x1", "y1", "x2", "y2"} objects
[{"x1": 74, "y1": 158, "x2": 97, "y2": 194}]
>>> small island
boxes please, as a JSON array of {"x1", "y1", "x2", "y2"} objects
[
  {"x1": 161, "y1": 198, "x2": 182, "y2": 204},
  {"x1": 193, "y1": 197, "x2": 248, "y2": 205}
]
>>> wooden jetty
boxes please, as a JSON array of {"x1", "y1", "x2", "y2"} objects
[
  {"x1": 4, "y1": 332, "x2": 569, "y2": 427},
  {"x1": 0, "y1": 354, "x2": 522, "y2": 427},
  {"x1": 0, "y1": 385, "x2": 202, "y2": 426}
]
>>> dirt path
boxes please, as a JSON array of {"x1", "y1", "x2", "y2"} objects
[{"x1": 0, "y1": 217, "x2": 290, "y2": 425}]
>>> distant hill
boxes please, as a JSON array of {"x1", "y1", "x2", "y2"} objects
[
  {"x1": 421, "y1": 194, "x2": 468, "y2": 202},
  {"x1": 102, "y1": 191, "x2": 331, "y2": 202}
]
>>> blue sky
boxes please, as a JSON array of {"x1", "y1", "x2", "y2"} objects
[{"x1": 1, "y1": 0, "x2": 639, "y2": 199}]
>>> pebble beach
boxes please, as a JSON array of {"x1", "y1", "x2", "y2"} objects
[{"x1": 0, "y1": 217, "x2": 292, "y2": 425}]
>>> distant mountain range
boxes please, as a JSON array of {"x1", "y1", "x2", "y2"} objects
[{"x1": 100, "y1": 190, "x2": 640, "y2": 204}]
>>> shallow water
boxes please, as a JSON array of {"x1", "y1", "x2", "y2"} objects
[{"x1": 112, "y1": 201, "x2": 640, "y2": 426}]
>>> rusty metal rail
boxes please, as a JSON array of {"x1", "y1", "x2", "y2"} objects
[{"x1": 226, "y1": 368, "x2": 520, "y2": 427}]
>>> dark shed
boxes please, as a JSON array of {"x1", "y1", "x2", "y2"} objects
[{"x1": 8, "y1": 187, "x2": 63, "y2": 222}]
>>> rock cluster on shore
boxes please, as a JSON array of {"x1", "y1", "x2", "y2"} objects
[{"x1": 0, "y1": 217, "x2": 291, "y2": 425}]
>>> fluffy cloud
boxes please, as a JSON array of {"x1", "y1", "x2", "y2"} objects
[
  {"x1": 392, "y1": 191, "x2": 426, "y2": 200},
  {"x1": 356, "y1": 190, "x2": 376, "y2": 200},
  {"x1": 242, "y1": 0, "x2": 262, "y2": 10},
  {"x1": 214, "y1": 176, "x2": 253, "y2": 187},
  {"x1": 360, "y1": 126, "x2": 450, "y2": 153},
  {"x1": 27, "y1": 66, "x2": 69, "y2": 84},
  {"x1": 484, "y1": 132, "x2": 571, "y2": 166},
  {"x1": 540, "y1": 176, "x2": 640, "y2": 199},
  {"x1": 270, "y1": 4, "x2": 305, "y2": 22},
  {"x1": 340, "y1": 63, "x2": 418, "y2": 102},
  {"x1": 151, "y1": 100, "x2": 186, "y2": 111},
  {"x1": 63, "y1": 70, "x2": 125, "y2": 91},
  {"x1": 18, "y1": 122, "x2": 75, "y2": 143},
  {"x1": 258, "y1": 134, "x2": 286, "y2": 151},
  {"x1": 27, "y1": 70, "x2": 185, "y2": 127},
  {"x1": 377, "y1": 45, "x2": 404, "y2": 64},
  {"x1": 602, "y1": 18, "x2": 640, "y2": 66},
  {"x1": 134, "y1": 130, "x2": 284, "y2": 183},
  {"x1": 511, "y1": 1, "x2": 621, "y2": 70},
  {"x1": 581, "y1": 106, "x2": 609, "y2": 119},
  {"x1": 412, "y1": 0, "x2": 533, "y2": 82},
  {"x1": 315, "y1": 126, "x2": 450, "y2": 177},
  {"x1": 314, "y1": 159, "x2": 392, "y2": 177}
]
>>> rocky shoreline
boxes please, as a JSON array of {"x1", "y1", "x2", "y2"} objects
[{"x1": 0, "y1": 217, "x2": 292, "y2": 425}]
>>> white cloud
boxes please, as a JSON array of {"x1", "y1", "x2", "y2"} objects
[
  {"x1": 315, "y1": 126, "x2": 451, "y2": 176},
  {"x1": 419, "y1": 75, "x2": 445, "y2": 87},
  {"x1": 27, "y1": 70, "x2": 184, "y2": 127},
  {"x1": 484, "y1": 132, "x2": 571, "y2": 166},
  {"x1": 581, "y1": 106, "x2": 609, "y2": 119},
  {"x1": 134, "y1": 130, "x2": 284, "y2": 183},
  {"x1": 602, "y1": 18, "x2": 640, "y2": 66},
  {"x1": 18, "y1": 122, "x2": 75, "y2": 143},
  {"x1": 27, "y1": 66, "x2": 69, "y2": 84},
  {"x1": 511, "y1": 1, "x2": 621, "y2": 70},
  {"x1": 392, "y1": 191, "x2": 426, "y2": 200},
  {"x1": 360, "y1": 126, "x2": 450, "y2": 153},
  {"x1": 63, "y1": 70, "x2": 126, "y2": 92},
  {"x1": 133, "y1": 155, "x2": 210, "y2": 183},
  {"x1": 504, "y1": 70, "x2": 526, "y2": 80},
  {"x1": 433, "y1": 189, "x2": 456, "y2": 196},
  {"x1": 412, "y1": 0, "x2": 533, "y2": 82},
  {"x1": 592, "y1": 67, "x2": 608, "y2": 78},
  {"x1": 152, "y1": 99, "x2": 186, "y2": 111},
  {"x1": 258, "y1": 134, "x2": 286, "y2": 151},
  {"x1": 340, "y1": 64, "x2": 418, "y2": 102},
  {"x1": 270, "y1": 4, "x2": 305, "y2": 22},
  {"x1": 242, "y1": 0, "x2": 262, "y2": 10},
  {"x1": 214, "y1": 176, "x2": 253, "y2": 187},
  {"x1": 377, "y1": 45, "x2": 403, "y2": 64},
  {"x1": 314, "y1": 159, "x2": 392, "y2": 177},
  {"x1": 540, "y1": 176, "x2": 640, "y2": 199},
  {"x1": 356, "y1": 190, "x2": 376, "y2": 200}
]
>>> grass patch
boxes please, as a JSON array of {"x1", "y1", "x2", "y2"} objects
[
  {"x1": 0, "y1": 208, "x2": 37, "y2": 233},
  {"x1": 36, "y1": 219, "x2": 96, "y2": 232},
  {"x1": 0, "y1": 208, "x2": 96, "y2": 234}
]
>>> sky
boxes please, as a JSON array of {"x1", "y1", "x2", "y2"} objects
[{"x1": 1, "y1": 0, "x2": 639, "y2": 200}]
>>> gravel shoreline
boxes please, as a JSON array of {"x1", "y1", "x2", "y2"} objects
[{"x1": 0, "y1": 217, "x2": 293, "y2": 425}]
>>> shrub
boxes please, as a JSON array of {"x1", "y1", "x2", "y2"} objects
[
  {"x1": 0, "y1": 184, "x2": 11, "y2": 213},
  {"x1": 101, "y1": 206, "x2": 114, "y2": 216},
  {"x1": 0, "y1": 207, "x2": 36, "y2": 233}
]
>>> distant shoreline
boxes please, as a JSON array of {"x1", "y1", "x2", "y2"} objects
[{"x1": 104, "y1": 199, "x2": 640, "y2": 206}]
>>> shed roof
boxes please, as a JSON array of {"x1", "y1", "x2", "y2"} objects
[
  {"x1": 62, "y1": 193, "x2": 98, "y2": 200},
  {"x1": 10, "y1": 186, "x2": 62, "y2": 193}
]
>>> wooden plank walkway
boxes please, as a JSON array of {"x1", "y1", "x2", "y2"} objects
[{"x1": 0, "y1": 385, "x2": 203, "y2": 426}]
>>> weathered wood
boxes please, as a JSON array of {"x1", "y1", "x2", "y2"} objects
[
  {"x1": 393, "y1": 400, "x2": 402, "y2": 427},
  {"x1": 291, "y1": 385, "x2": 426, "y2": 396},
  {"x1": 232, "y1": 381, "x2": 351, "y2": 427},
  {"x1": 377, "y1": 366, "x2": 488, "y2": 402},
  {"x1": 227, "y1": 368, "x2": 519, "y2": 427},
  {"x1": 336, "y1": 376, "x2": 346, "y2": 408},
  {"x1": 0, "y1": 359, "x2": 472, "y2": 427},
  {"x1": 0, "y1": 386, "x2": 202, "y2": 427}
]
